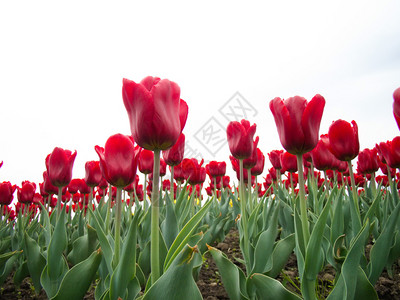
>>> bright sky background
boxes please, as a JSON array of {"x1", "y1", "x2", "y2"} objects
[{"x1": 1, "y1": 0, "x2": 400, "y2": 189}]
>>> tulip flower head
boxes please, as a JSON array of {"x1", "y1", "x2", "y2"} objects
[
  {"x1": 393, "y1": 87, "x2": 400, "y2": 130},
  {"x1": 269, "y1": 94, "x2": 325, "y2": 155},
  {"x1": 268, "y1": 150, "x2": 284, "y2": 170},
  {"x1": 122, "y1": 76, "x2": 188, "y2": 150},
  {"x1": 138, "y1": 149, "x2": 154, "y2": 175},
  {"x1": 162, "y1": 133, "x2": 185, "y2": 166},
  {"x1": 0, "y1": 182, "x2": 17, "y2": 206},
  {"x1": 226, "y1": 119, "x2": 257, "y2": 159},
  {"x1": 17, "y1": 181, "x2": 36, "y2": 204},
  {"x1": 46, "y1": 147, "x2": 77, "y2": 187},
  {"x1": 328, "y1": 120, "x2": 359, "y2": 161},
  {"x1": 95, "y1": 134, "x2": 141, "y2": 188},
  {"x1": 85, "y1": 161, "x2": 103, "y2": 187}
]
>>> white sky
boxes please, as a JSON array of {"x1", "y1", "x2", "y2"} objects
[{"x1": 1, "y1": 0, "x2": 400, "y2": 188}]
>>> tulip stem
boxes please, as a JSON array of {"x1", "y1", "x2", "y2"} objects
[
  {"x1": 114, "y1": 187, "x2": 122, "y2": 267},
  {"x1": 144, "y1": 174, "x2": 148, "y2": 210},
  {"x1": 151, "y1": 149, "x2": 161, "y2": 285},
  {"x1": 370, "y1": 172, "x2": 376, "y2": 199},
  {"x1": 56, "y1": 187, "x2": 62, "y2": 220},
  {"x1": 214, "y1": 177, "x2": 217, "y2": 198},
  {"x1": 239, "y1": 159, "x2": 250, "y2": 271},
  {"x1": 247, "y1": 169, "x2": 253, "y2": 212},
  {"x1": 170, "y1": 166, "x2": 174, "y2": 200},
  {"x1": 105, "y1": 184, "x2": 112, "y2": 234},
  {"x1": 296, "y1": 154, "x2": 310, "y2": 246},
  {"x1": 347, "y1": 160, "x2": 362, "y2": 234}
]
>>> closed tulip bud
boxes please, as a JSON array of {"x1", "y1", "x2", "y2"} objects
[
  {"x1": 310, "y1": 134, "x2": 341, "y2": 171},
  {"x1": 182, "y1": 158, "x2": 206, "y2": 185},
  {"x1": 328, "y1": 120, "x2": 359, "y2": 161},
  {"x1": 46, "y1": 147, "x2": 77, "y2": 187},
  {"x1": 85, "y1": 161, "x2": 102, "y2": 187},
  {"x1": 206, "y1": 161, "x2": 227, "y2": 178},
  {"x1": 268, "y1": 150, "x2": 284, "y2": 170},
  {"x1": 269, "y1": 94, "x2": 325, "y2": 155},
  {"x1": 162, "y1": 133, "x2": 185, "y2": 166},
  {"x1": 226, "y1": 119, "x2": 257, "y2": 159},
  {"x1": 393, "y1": 87, "x2": 400, "y2": 130},
  {"x1": 159, "y1": 158, "x2": 167, "y2": 177},
  {"x1": 0, "y1": 182, "x2": 17, "y2": 206},
  {"x1": 68, "y1": 178, "x2": 82, "y2": 195},
  {"x1": 251, "y1": 148, "x2": 265, "y2": 176},
  {"x1": 356, "y1": 148, "x2": 379, "y2": 174},
  {"x1": 17, "y1": 181, "x2": 36, "y2": 204},
  {"x1": 138, "y1": 149, "x2": 154, "y2": 174},
  {"x1": 377, "y1": 137, "x2": 400, "y2": 169},
  {"x1": 243, "y1": 136, "x2": 259, "y2": 169},
  {"x1": 280, "y1": 151, "x2": 298, "y2": 173},
  {"x1": 122, "y1": 77, "x2": 188, "y2": 150},
  {"x1": 95, "y1": 134, "x2": 141, "y2": 188},
  {"x1": 42, "y1": 171, "x2": 59, "y2": 195}
]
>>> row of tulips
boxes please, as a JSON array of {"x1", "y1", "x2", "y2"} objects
[{"x1": 0, "y1": 78, "x2": 400, "y2": 300}]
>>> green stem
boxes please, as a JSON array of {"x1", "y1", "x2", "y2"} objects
[
  {"x1": 347, "y1": 160, "x2": 362, "y2": 232},
  {"x1": 296, "y1": 154, "x2": 310, "y2": 246},
  {"x1": 239, "y1": 159, "x2": 250, "y2": 271},
  {"x1": 105, "y1": 184, "x2": 112, "y2": 234},
  {"x1": 114, "y1": 187, "x2": 122, "y2": 266},
  {"x1": 56, "y1": 187, "x2": 62, "y2": 220},
  {"x1": 151, "y1": 149, "x2": 161, "y2": 285},
  {"x1": 144, "y1": 174, "x2": 148, "y2": 210},
  {"x1": 170, "y1": 166, "x2": 174, "y2": 200},
  {"x1": 247, "y1": 168, "x2": 253, "y2": 212},
  {"x1": 213, "y1": 177, "x2": 217, "y2": 198}
]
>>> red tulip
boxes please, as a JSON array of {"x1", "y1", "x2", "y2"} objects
[
  {"x1": 122, "y1": 76, "x2": 188, "y2": 150},
  {"x1": 182, "y1": 158, "x2": 206, "y2": 185},
  {"x1": 243, "y1": 136, "x2": 259, "y2": 169},
  {"x1": 356, "y1": 148, "x2": 379, "y2": 175},
  {"x1": 328, "y1": 120, "x2": 359, "y2": 161},
  {"x1": 159, "y1": 158, "x2": 167, "y2": 177},
  {"x1": 17, "y1": 181, "x2": 36, "y2": 204},
  {"x1": 162, "y1": 133, "x2": 185, "y2": 166},
  {"x1": 280, "y1": 151, "x2": 298, "y2": 173},
  {"x1": 0, "y1": 182, "x2": 16, "y2": 206},
  {"x1": 206, "y1": 161, "x2": 227, "y2": 178},
  {"x1": 172, "y1": 163, "x2": 185, "y2": 183},
  {"x1": 269, "y1": 94, "x2": 325, "y2": 155},
  {"x1": 222, "y1": 176, "x2": 231, "y2": 189},
  {"x1": 377, "y1": 137, "x2": 400, "y2": 169},
  {"x1": 251, "y1": 148, "x2": 265, "y2": 176},
  {"x1": 95, "y1": 134, "x2": 141, "y2": 187},
  {"x1": 46, "y1": 147, "x2": 77, "y2": 187},
  {"x1": 0, "y1": 161, "x2": 3, "y2": 168},
  {"x1": 68, "y1": 178, "x2": 82, "y2": 195},
  {"x1": 42, "y1": 171, "x2": 59, "y2": 195},
  {"x1": 310, "y1": 134, "x2": 341, "y2": 171},
  {"x1": 268, "y1": 150, "x2": 283, "y2": 170},
  {"x1": 226, "y1": 119, "x2": 257, "y2": 159},
  {"x1": 85, "y1": 161, "x2": 103, "y2": 187},
  {"x1": 138, "y1": 149, "x2": 154, "y2": 175},
  {"x1": 393, "y1": 87, "x2": 400, "y2": 130}
]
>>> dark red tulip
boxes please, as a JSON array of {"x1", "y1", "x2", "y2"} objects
[
  {"x1": 172, "y1": 163, "x2": 186, "y2": 183},
  {"x1": 159, "y1": 158, "x2": 167, "y2": 177},
  {"x1": 0, "y1": 182, "x2": 16, "y2": 206},
  {"x1": 162, "y1": 133, "x2": 185, "y2": 166},
  {"x1": 268, "y1": 167, "x2": 278, "y2": 181},
  {"x1": 182, "y1": 158, "x2": 206, "y2": 185},
  {"x1": 269, "y1": 94, "x2": 325, "y2": 155},
  {"x1": 138, "y1": 149, "x2": 154, "y2": 175},
  {"x1": 243, "y1": 136, "x2": 259, "y2": 169},
  {"x1": 0, "y1": 161, "x2": 3, "y2": 168},
  {"x1": 393, "y1": 87, "x2": 400, "y2": 130},
  {"x1": 122, "y1": 76, "x2": 188, "y2": 150},
  {"x1": 377, "y1": 137, "x2": 400, "y2": 169},
  {"x1": 356, "y1": 148, "x2": 379, "y2": 175},
  {"x1": 251, "y1": 148, "x2": 265, "y2": 176},
  {"x1": 206, "y1": 161, "x2": 227, "y2": 178},
  {"x1": 98, "y1": 177, "x2": 109, "y2": 190},
  {"x1": 310, "y1": 135, "x2": 341, "y2": 171},
  {"x1": 46, "y1": 147, "x2": 77, "y2": 187},
  {"x1": 280, "y1": 151, "x2": 298, "y2": 173},
  {"x1": 68, "y1": 178, "x2": 82, "y2": 195},
  {"x1": 95, "y1": 134, "x2": 141, "y2": 188},
  {"x1": 79, "y1": 179, "x2": 91, "y2": 195},
  {"x1": 17, "y1": 181, "x2": 36, "y2": 204},
  {"x1": 85, "y1": 161, "x2": 102, "y2": 187},
  {"x1": 328, "y1": 120, "x2": 359, "y2": 161},
  {"x1": 268, "y1": 150, "x2": 283, "y2": 170},
  {"x1": 42, "y1": 171, "x2": 59, "y2": 195},
  {"x1": 226, "y1": 119, "x2": 257, "y2": 159}
]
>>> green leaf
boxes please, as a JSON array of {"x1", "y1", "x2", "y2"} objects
[
  {"x1": 67, "y1": 224, "x2": 98, "y2": 265},
  {"x1": 208, "y1": 246, "x2": 248, "y2": 300},
  {"x1": 163, "y1": 198, "x2": 212, "y2": 271},
  {"x1": 161, "y1": 193, "x2": 178, "y2": 249},
  {"x1": 109, "y1": 213, "x2": 139, "y2": 300},
  {"x1": 47, "y1": 207, "x2": 67, "y2": 279},
  {"x1": 23, "y1": 232, "x2": 46, "y2": 292},
  {"x1": 266, "y1": 233, "x2": 296, "y2": 278},
  {"x1": 0, "y1": 251, "x2": 21, "y2": 286},
  {"x1": 247, "y1": 273, "x2": 302, "y2": 300},
  {"x1": 51, "y1": 248, "x2": 102, "y2": 300},
  {"x1": 143, "y1": 245, "x2": 202, "y2": 300}
]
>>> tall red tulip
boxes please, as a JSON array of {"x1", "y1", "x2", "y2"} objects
[
  {"x1": 85, "y1": 161, "x2": 102, "y2": 187},
  {"x1": 162, "y1": 133, "x2": 185, "y2": 166},
  {"x1": 268, "y1": 150, "x2": 283, "y2": 170},
  {"x1": 356, "y1": 148, "x2": 379, "y2": 175},
  {"x1": 328, "y1": 120, "x2": 359, "y2": 161},
  {"x1": 122, "y1": 76, "x2": 188, "y2": 151},
  {"x1": 226, "y1": 119, "x2": 257, "y2": 159},
  {"x1": 95, "y1": 134, "x2": 141, "y2": 188},
  {"x1": 138, "y1": 149, "x2": 154, "y2": 175},
  {"x1": 310, "y1": 135, "x2": 341, "y2": 171},
  {"x1": 0, "y1": 182, "x2": 16, "y2": 206},
  {"x1": 377, "y1": 137, "x2": 400, "y2": 169},
  {"x1": 46, "y1": 147, "x2": 77, "y2": 187},
  {"x1": 269, "y1": 94, "x2": 325, "y2": 155},
  {"x1": 393, "y1": 87, "x2": 400, "y2": 130},
  {"x1": 280, "y1": 151, "x2": 298, "y2": 173}
]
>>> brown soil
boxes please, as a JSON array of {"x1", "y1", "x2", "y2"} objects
[{"x1": 1, "y1": 229, "x2": 400, "y2": 299}]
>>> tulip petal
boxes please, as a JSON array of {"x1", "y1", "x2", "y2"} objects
[{"x1": 302, "y1": 94, "x2": 325, "y2": 152}]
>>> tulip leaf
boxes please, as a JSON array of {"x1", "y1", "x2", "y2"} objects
[
  {"x1": 109, "y1": 212, "x2": 139, "y2": 300},
  {"x1": 161, "y1": 193, "x2": 178, "y2": 249},
  {"x1": 266, "y1": 233, "x2": 296, "y2": 278},
  {"x1": 47, "y1": 207, "x2": 67, "y2": 279},
  {"x1": 368, "y1": 200, "x2": 400, "y2": 285},
  {"x1": 50, "y1": 248, "x2": 102, "y2": 300},
  {"x1": 143, "y1": 245, "x2": 202, "y2": 300},
  {"x1": 0, "y1": 251, "x2": 21, "y2": 286},
  {"x1": 247, "y1": 273, "x2": 302, "y2": 300},
  {"x1": 23, "y1": 232, "x2": 46, "y2": 292},
  {"x1": 208, "y1": 245, "x2": 248, "y2": 300},
  {"x1": 89, "y1": 208, "x2": 113, "y2": 274},
  {"x1": 164, "y1": 198, "x2": 212, "y2": 271}
]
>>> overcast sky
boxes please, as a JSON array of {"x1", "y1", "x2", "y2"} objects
[{"x1": 1, "y1": 0, "x2": 400, "y2": 189}]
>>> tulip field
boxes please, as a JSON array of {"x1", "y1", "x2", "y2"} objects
[{"x1": 1, "y1": 78, "x2": 400, "y2": 300}]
